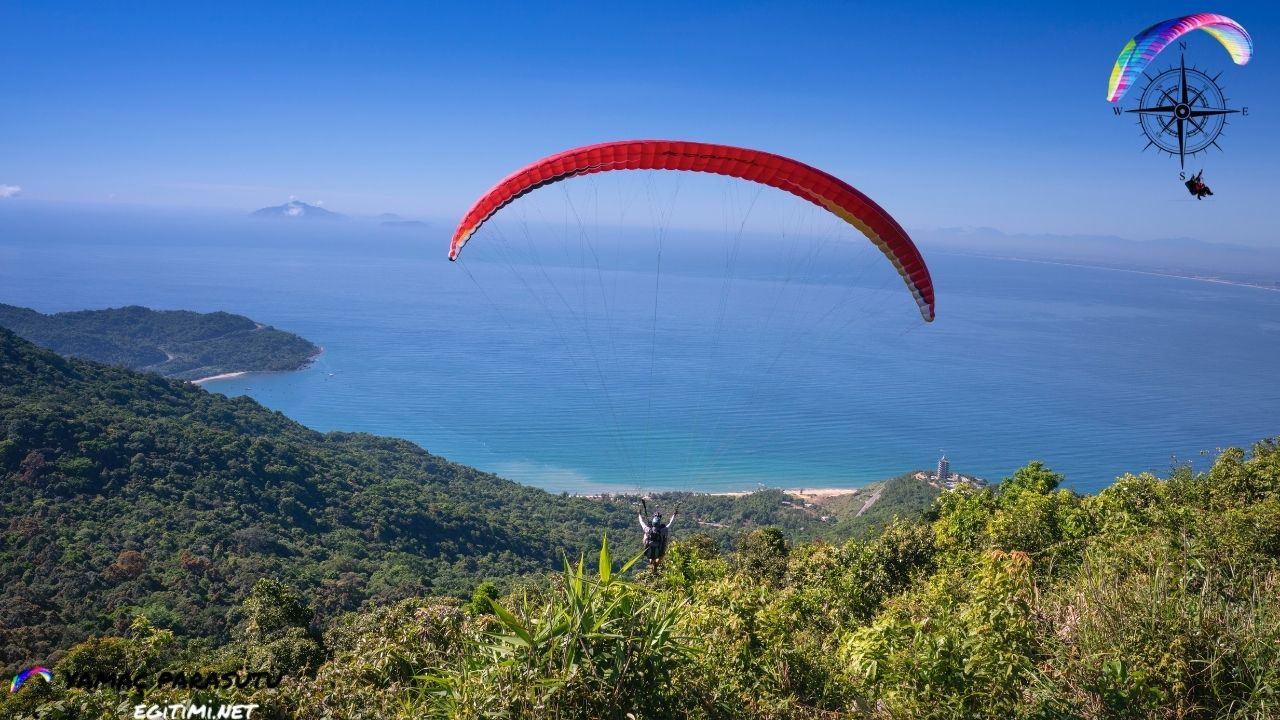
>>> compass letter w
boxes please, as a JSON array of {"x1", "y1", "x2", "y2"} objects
[{"x1": 1113, "y1": 107, "x2": 1123, "y2": 116}]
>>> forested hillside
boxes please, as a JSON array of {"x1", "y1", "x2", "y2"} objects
[
  {"x1": 12, "y1": 324, "x2": 1261, "y2": 719},
  {"x1": 0, "y1": 329, "x2": 934, "y2": 670},
  {"x1": 7, "y1": 434, "x2": 1277, "y2": 718}
]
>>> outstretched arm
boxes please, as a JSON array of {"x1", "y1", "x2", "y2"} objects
[
  {"x1": 638, "y1": 513, "x2": 650, "y2": 532},
  {"x1": 666, "y1": 508, "x2": 678, "y2": 530}
]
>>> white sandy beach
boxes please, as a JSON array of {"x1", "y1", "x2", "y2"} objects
[
  {"x1": 582, "y1": 486, "x2": 864, "y2": 501},
  {"x1": 784, "y1": 487, "x2": 862, "y2": 502},
  {"x1": 191, "y1": 371, "x2": 248, "y2": 385},
  {"x1": 190, "y1": 347, "x2": 322, "y2": 385},
  {"x1": 708, "y1": 487, "x2": 862, "y2": 501}
]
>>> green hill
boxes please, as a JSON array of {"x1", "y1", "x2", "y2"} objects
[
  {"x1": 0, "y1": 328, "x2": 937, "y2": 672},
  {"x1": 0, "y1": 304, "x2": 319, "y2": 380},
  {"x1": 4, "y1": 324, "x2": 1277, "y2": 718},
  {"x1": 0, "y1": 325, "x2": 635, "y2": 663},
  {"x1": 7, "y1": 428, "x2": 1277, "y2": 719}
]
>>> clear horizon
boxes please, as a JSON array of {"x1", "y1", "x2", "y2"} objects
[{"x1": 2, "y1": 1, "x2": 1278, "y2": 246}]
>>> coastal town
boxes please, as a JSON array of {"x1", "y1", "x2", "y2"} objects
[{"x1": 913, "y1": 454, "x2": 987, "y2": 491}]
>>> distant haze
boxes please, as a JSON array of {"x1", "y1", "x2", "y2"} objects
[
  {"x1": 916, "y1": 227, "x2": 1280, "y2": 287},
  {"x1": 2, "y1": 3, "x2": 1277, "y2": 245}
]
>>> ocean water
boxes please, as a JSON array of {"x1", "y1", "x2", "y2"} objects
[{"x1": 2, "y1": 206, "x2": 1278, "y2": 494}]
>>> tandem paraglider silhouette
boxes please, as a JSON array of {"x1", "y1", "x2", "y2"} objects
[{"x1": 1185, "y1": 170, "x2": 1214, "y2": 199}]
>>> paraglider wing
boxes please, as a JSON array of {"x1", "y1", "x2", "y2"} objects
[
  {"x1": 448, "y1": 140, "x2": 935, "y2": 322},
  {"x1": 1108, "y1": 13, "x2": 1252, "y2": 102}
]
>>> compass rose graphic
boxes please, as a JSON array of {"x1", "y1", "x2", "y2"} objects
[{"x1": 1120, "y1": 54, "x2": 1245, "y2": 168}]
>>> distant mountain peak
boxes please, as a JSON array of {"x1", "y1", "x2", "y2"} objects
[{"x1": 251, "y1": 200, "x2": 345, "y2": 220}]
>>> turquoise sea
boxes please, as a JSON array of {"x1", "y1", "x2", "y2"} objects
[{"x1": 3, "y1": 206, "x2": 1278, "y2": 494}]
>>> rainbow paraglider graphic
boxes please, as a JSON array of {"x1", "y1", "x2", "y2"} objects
[
  {"x1": 10, "y1": 667, "x2": 53, "y2": 693},
  {"x1": 1107, "y1": 13, "x2": 1252, "y2": 102}
]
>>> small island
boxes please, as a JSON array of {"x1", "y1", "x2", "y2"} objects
[
  {"x1": 251, "y1": 200, "x2": 345, "y2": 220},
  {"x1": 0, "y1": 304, "x2": 320, "y2": 382}
]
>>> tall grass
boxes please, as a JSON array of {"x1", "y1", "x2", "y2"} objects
[
  {"x1": 420, "y1": 535, "x2": 692, "y2": 719},
  {"x1": 1051, "y1": 536, "x2": 1280, "y2": 719}
]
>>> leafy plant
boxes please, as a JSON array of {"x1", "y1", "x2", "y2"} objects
[{"x1": 421, "y1": 536, "x2": 691, "y2": 719}]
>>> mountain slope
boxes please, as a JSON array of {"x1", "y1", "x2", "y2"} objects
[
  {"x1": 0, "y1": 329, "x2": 925, "y2": 665},
  {"x1": 0, "y1": 328, "x2": 643, "y2": 663}
]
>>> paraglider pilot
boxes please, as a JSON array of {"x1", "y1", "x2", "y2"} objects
[
  {"x1": 639, "y1": 499, "x2": 678, "y2": 571},
  {"x1": 1185, "y1": 170, "x2": 1214, "y2": 200}
]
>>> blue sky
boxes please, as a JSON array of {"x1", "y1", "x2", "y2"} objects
[{"x1": 1, "y1": 1, "x2": 1277, "y2": 245}]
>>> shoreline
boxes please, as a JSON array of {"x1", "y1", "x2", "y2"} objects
[
  {"x1": 191, "y1": 371, "x2": 248, "y2": 385},
  {"x1": 190, "y1": 346, "x2": 325, "y2": 385},
  {"x1": 582, "y1": 486, "x2": 866, "y2": 502},
  {"x1": 710, "y1": 487, "x2": 862, "y2": 502},
  {"x1": 947, "y1": 251, "x2": 1280, "y2": 293}
]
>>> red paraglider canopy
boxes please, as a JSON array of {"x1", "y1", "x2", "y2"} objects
[{"x1": 449, "y1": 140, "x2": 935, "y2": 321}]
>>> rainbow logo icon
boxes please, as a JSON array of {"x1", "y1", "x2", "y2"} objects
[{"x1": 10, "y1": 667, "x2": 53, "y2": 693}]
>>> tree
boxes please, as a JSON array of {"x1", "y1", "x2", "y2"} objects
[
  {"x1": 242, "y1": 578, "x2": 314, "y2": 643},
  {"x1": 463, "y1": 580, "x2": 500, "y2": 616},
  {"x1": 738, "y1": 527, "x2": 789, "y2": 583}
]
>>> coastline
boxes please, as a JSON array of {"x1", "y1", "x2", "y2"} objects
[
  {"x1": 191, "y1": 371, "x2": 248, "y2": 385},
  {"x1": 950, "y1": 252, "x2": 1280, "y2": 293},
  {"x1": 710, "y1": 487, "x2": 862, "y2": 502},
  {"x1": 584, "y1": 486, "x2": 865, "y2": 502},
  {"x1": 190, "y1": 345, "x2": 325, "y2": 386}
]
